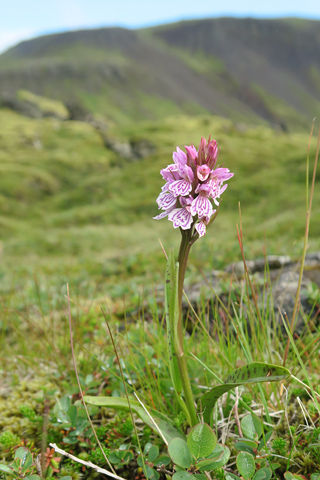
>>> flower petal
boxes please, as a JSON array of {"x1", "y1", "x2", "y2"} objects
[
  {"x1": 179, "y1": 195, "x2": 193, "y2": 207},
  {"x1": 195, "y1": 222, "x2": 206, "y2": 237},
  {"x1": 168, "y1": 179, "x2": 192, "y2": 197},
  {"x1": 173, "y1": 147, "x2": 187, "y2": 167},
  {"x1": 156, "y1": 191, "x2": 177, "y2": 210},
  {"x1": 190, "y1": 195, "x2": 213, "y2": 218},
  {"x1": 185, "y1": 145, "x2": 198, "y2": 160},
  {"x1": 168, "y1": 208, "x2": 194, "y2": 230},
  {"x1": 197, "y1": 164, "x2": 211, "y2": 182},
  {"x1": 153, "y1": 210, "x2": 170, "y2": 220}
]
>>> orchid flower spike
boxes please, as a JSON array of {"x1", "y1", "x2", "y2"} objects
[{"x1": 154, "y1": 136, "x2": 234, "y2": 238}]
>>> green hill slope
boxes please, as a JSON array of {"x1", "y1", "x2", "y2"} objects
[
  {"x1": 1, "y1": 18, "x2": 320, "y2": 128},
  {"x1": 0, "y1": 107, "x2": 319, "y2": 297}
]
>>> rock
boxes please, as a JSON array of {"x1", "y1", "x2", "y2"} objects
[
  {"x1": 225, "y1": 255, "x2": 292, "y2": 275},
  {"x1": 271, "y1": 268, "x2": 314, "y2": 334},
  {"x1": 102, "y1": 135, "x2": 155, "y2": 160}
]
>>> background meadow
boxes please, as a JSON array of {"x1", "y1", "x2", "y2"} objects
[{"x1": 0, "y1": 15, "x2": 320, "y2": 480}]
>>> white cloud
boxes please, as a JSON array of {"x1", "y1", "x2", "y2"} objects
[{"x1": 0, "y1": 29, "x2": 36, "y2": 54}]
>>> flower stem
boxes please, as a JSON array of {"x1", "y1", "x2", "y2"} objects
[{"x1": 175, "y1": 229, "x2": 198, "y2": 427}]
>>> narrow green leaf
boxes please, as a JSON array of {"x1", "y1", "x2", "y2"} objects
[
  {"x1": 236, "y1": 451, "x2": 255, "y2": 480},
  {"x1": 252, "y1": 467, "x2": 272, "y2": 480},
  {"x1": 68, "y1": 405, "x2": 77, "y2": 428},
  {"x1": 24, "y1": 475, "x2": 42, "y2": 480},
  {"x1": 257, "y1": 430, "x2": 273, "y2": 451},
  {"x1": 187, "y1": 423, "x2": 216, "y2": 459},
  {"x1": 199, "y1": 363, "x2": 290, "y2": 424},
  {"x1": 84, "y1": 395, "x2": 185, "y2": 443},
  {"x1": 168, "y1": 438, "x2": 192, "y2": 468}
]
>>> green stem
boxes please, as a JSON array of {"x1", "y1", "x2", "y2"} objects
[{"x1": 175, "y1": 229, "x2": 198, "y2": 427}]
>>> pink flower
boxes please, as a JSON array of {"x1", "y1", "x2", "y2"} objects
[
  {"x1": 154, "y1": 137, "x2": 234, "y2": 238},
  {"x1": 168, "y1": 207, "x2": 193, "y2": 230}
]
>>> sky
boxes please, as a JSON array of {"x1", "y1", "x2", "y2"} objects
[{"x1": 1, "y1": 0, "x2": 320, "y2": 53}]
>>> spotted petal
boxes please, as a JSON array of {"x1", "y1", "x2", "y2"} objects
[
  {"x1": 195, "y1": 222, "x2": 207, "y2": 237},
  {"x1": 161, "y1": 164, "x2": 180, "y2": 182},
  {"x1": 168, "y1": 208, "x2": 193, "y2": 230},
  {"x1": 156, "y1": 191, "x2": 177, "y2": 210},
  {"x1": 168, "y1": 179, "x2": 192, "y2": 197},
  {"x1": 190, "y1": 195, "x2": 213, "y2": 218},
  {"x1": 153, "y1": 210, "x2": 170, "y2": 220}
]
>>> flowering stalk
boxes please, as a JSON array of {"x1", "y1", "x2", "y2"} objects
[{"x1": 155, "y1": 136, "x2": 234, "y2": 426}]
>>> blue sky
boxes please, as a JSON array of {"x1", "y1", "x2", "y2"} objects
[{"x1": 1, "y1": 0, "x2": 320, "y2": 53}]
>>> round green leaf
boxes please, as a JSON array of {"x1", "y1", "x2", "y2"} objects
[
  {"x1": 168, "y1": 438, "x2": 192, "y2": 469},
  {"x1": 234, "y1": 441, "x2": 256, "y2": 455},
  {"x1": 14, "y1": 447, "x2": 28, "y2": 460},
  {"x1": 155, "y1": 455, "x2": 171, "y2": 466},
  {"x1": 172, "y1": 472, "x2": 194, "y2": 479},
  {"x1": 236, "y1": 451, "x2": 255, "y2": 480},
  {"x1": 187, "y1": 423, "x2": 217, "y2": 459},
  {"x1": 241, "y1": 415, "x2": 258, "y2": 440},
  {"x1": 197, "y1": 444, "x2": 230, "y2": 471},
  {"x1": 253, "y1": 468, "x2": 272, "y2": 480},
  {"x1": 148, "y1": 445, "x2": 159, "y2": 462}
]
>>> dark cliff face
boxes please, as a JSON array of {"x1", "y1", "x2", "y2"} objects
[{"x1": 1, "y1": 18, "x2": 320, "y2": 127}]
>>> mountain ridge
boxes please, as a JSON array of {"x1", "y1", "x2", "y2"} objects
[{"x1": 1, "y1": 17, "x2": 320, "y2": 128}]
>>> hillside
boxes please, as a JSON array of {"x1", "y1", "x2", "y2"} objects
[
  {"x1": 0, "y1": 106, "x2": 319, "y2": 301},
  {"x1": 0, "y1": 18, "x2": 320, "y2": 128}
]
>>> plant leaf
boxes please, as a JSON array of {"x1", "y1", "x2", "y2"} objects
[
  {"x1": 252, "y1": 467, "x2": 272, "y2": 480},
  {"x1": 84, "y1": 395, "x2": 185, "y2": 443},
  {"x1": 172, "y1": 472, "x2": 194, "y2": 480},
  {"x1": 241, "y1": 414, "x2": 262, "y2": 440},
  {"x1": 258, "y1": 430, "x2": 273, "y2": 451},
  {"x1": 168, "y1": 438, "x2": 193, "y2": 468},
  {"x1": 199, "y1": 363, "x2": 290, "y2": 424},
  {"x1": 21, "y1": 452, "x2": 33, "y2": 472},
  {"x1": 234, "y1": 441, "x2": 256, "y2": 455},
  {"x1": 0, "y1": 464, "x2": 15, "y2": 475},
  {"x1": 14, "y1": 447, "x2": 28, "y2": 461},
  {"x1": 148, "y1": 445, "x2": 159, "y2": 463},
  {"x1": 187, "y1": 423, "x2": 216, "y2": 459},
  {"x1": 311, "y1": 474, "x2": 320, "y2": 480},
  {"x1": 236, "y1": 451, "x2": 255, "y2": 480},
  {"x1": 197, "y1": 444, "x2": 230, "y2": 471}
]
